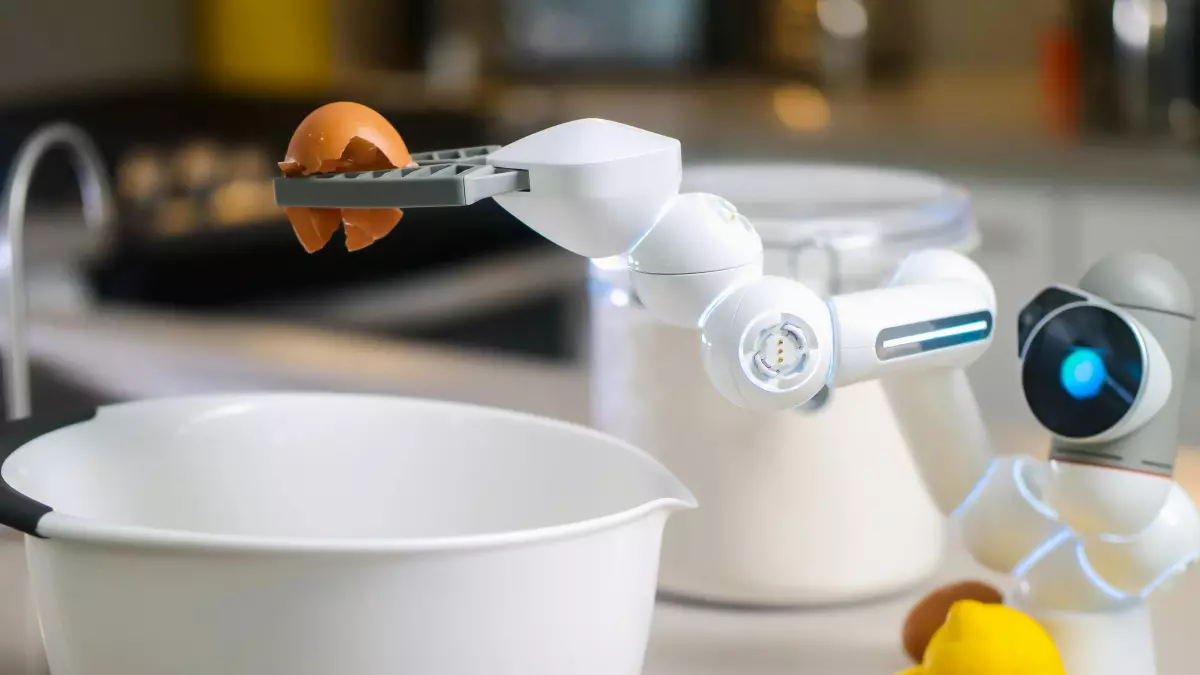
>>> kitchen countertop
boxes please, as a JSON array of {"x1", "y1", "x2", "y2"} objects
[
  {"x1": 9, "y1": 303, "x2": 591, "y2": 423},
  {"x1": 644, "y1": 525, "x2": 1200, "y2": 675}
]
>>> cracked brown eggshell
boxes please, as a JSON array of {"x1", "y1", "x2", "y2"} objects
[
  {"x1": 279, "y1": 102, "x2": 413, "y2": 252},
  {"x1": 279, "y1": 101, "x2": 412, "y2": 177}
]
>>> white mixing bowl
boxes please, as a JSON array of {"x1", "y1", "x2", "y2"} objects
[{"x1": 0, "y1": 393, "x2": 695, "y2": 675}]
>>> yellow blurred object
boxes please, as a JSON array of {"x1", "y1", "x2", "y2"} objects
[
  {"x1": 197, "y1": 0, "x2": 333, "y2": 93},
  {"x1": 896, "y1": 600, "x2": 1065, "y2": 675},
  {"x1": 772, "y1": 85, "x2": 831, "y2": 132}
]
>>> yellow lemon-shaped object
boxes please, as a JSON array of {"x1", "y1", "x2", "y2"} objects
[{"x1": 921, "y1": 600, "x2": 1065, "y2": 675}]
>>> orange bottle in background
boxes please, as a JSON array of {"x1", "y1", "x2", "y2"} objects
[{"x1": 1041, "y1": 17, "x2": 1078, "y2": 139}]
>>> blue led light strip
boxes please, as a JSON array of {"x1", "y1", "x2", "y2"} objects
[
  {"x1": 875, "y1": 310, "x2": 994, "y2": 361},
  {"x1": 881, "y1": 320, "x2": 991, "y2": 349}
]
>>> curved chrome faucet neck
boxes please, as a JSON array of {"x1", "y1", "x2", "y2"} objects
[{"x1": 1, "y1": 123, "x2": 115, "y2": 421}]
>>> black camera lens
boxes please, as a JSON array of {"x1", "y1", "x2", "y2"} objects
[
  {"x1": 1021, "y1": 304, "x2": 1144, "y2": 439},
  {"x1": 1017, "y1": 286, "x2": 1087, "y2": 358}
]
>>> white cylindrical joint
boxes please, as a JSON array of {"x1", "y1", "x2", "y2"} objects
[
  {"x1": 955, "y1": 456, "x2": 1065, "y2": 575},
  {"x1": 1044, "y1": 462, "x2": 1175, "y2": 538},
  {"x1": 629, "y1": 192, "x2": 764, "y2": 327},
  {"x1": 1080, "y1": 481, "x2": 1200, "y2": 596},
  {"x1": 700, "y1": 275, "x2": 834, "y2": 411},
  {"x1": 1010, "y1": 590, "x2": 1157, "y2": 675},
  {"x1": 1014, "y1": 530, "x2": 1132, "y2": 613},
  {"x1": 889, "y1": 248, "x2": 997, "y2": 312}
]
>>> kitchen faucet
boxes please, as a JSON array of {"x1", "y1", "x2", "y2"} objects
[{"x1": 0, "y1": 123, "x2": 116, "y2": 421}]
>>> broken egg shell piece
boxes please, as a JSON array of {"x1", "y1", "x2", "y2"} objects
[
  {"x1": 315, "y1": 158, "x2": 349, "y2": 174},
  {"x1": 312, "y1": 138, "x2": 398, "y2": 175},
  {"x1": 285, "y1": 207, "x2": 342, "y2": 253},
  {"x1": 339, "y1": 136, "x2": 397, "y2": 171},
  {"x1": 344, "y1": 224, "x2": 374, "y2": 252},
  {"x1": 278, "y1": 160, "x2": 305, "y2": 177},
  {"x1": 343, "y1": 207, "x2": 402, "y2": 239},
  {"x1": 285, "y1": 207, "x2": 403, "y2": 254},
  {"x1": 342, "y1": 208, "x2": 403, "y2": 251}
]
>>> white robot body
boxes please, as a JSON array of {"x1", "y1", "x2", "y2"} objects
[
  {"x1": 1008, "y1": 481, "x2": 1200, "y2": 675},
  {"x1": 1081, "y1": 481, "x2": 1200, "y2": 596},
  {"x1": 1040, "y1": 322, "x2": 1175, "y2": 536},
  {"x1": 888, "y1": 247, "x2": 998, "y2": 308},
  {"x1": 1017, "y1": 602, "x2": 1157, "y2": 675},
  {"x1": 952, "y1": 456, "x2": 1065, "y2": 575},
  {"x1": 1046, "y1": 462, "x2": 1176, "y2": 538},
  {"x1": 1013, "y1": 533, "x2": 1160, "y2": 675},
  {"x1": 278, "y1": 117, "x2": 1200, "y2": 675},
  {"x1": 628, "y1": 192, "x2": 763, "y2": 327},
  {"x1": 878, "y1": 251, "x2": 1199, "y2": 675},
  {"x1": 1017, "y1": 276, "x2": 1186, "y2": 538},
  {"x1": 632, "y1": 265, "x2": 762, "y2": 328},
  {"x1": 700, "y1": 276, "x2": 834, "y2": 410},
  {"x1": 828, "y1": 282, "x2": 993, "y2": 388},
  {"x1": 487, "y1": 118, "x2": 681, "y2": 259},
  {"x1": 482, "y1": 120, "x2": 1198, "y2": 674},
  {"x1": 627, "y1": 193, "x2": 761, "y2": 276},
  {"x1": 488, "y1": 119, "x2": 1006, "y2": 414},
  {"x1": 1016, "y1": 532, "x2": 1132, "y2": 613},
  {"x1": 881, "y1": 369, "x2": 994, "y2": 513}
]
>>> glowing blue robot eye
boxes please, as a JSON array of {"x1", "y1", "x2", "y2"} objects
[{"x1": 1060, "y1": 348, "x2": 1105, "y2": 400}]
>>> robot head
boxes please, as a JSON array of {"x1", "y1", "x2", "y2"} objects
[
  {"x1": 1018, "y1": 253, "x2": 1194, "y2": 536},
  {"x1": 1018, "y1": 286, "x2": 1171, "y2": 445}
]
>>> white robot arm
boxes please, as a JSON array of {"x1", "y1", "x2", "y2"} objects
[
  {"x1": 275, "y1": 117, "x2": 1200, "y2": 599},
  {"x1": 878, "y1": 254, "x2": 1065, "y2": 575},
  {"x1": 1015, "y1": 255, "x2": 1200, "y2": 600},
  {"x1": 479, "y1": 119, "x2": 1002, "y2": 414},
  {"x1": 696, "y1": 251, "x2": 995, "y2": 411},
  {"x1": 1013, "y1": 486, "x2": 1200, "y2": 613},
  {"x1": 879, "y1": 249, "x2": 1200, "y2": 600},
  {"x1": 275, "y1": 117, "x2": 998, "y2": 409},
  {"x1": 483, "y1": 121, "x2": 1074, "y2": 578},
  {"x1": 1080, "y1": 481, "x2": 1200, "y2": 596}
]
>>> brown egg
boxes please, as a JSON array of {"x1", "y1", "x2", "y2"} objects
[
  {"x1": 901, "y1": 580, "x2": 1003, "y2": 664},
  {"x1": 278, "y1": 102, "x2": 414, "y2": 252}
]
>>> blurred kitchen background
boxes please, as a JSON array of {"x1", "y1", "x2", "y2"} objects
[{"x1": 1, "y1": 0, "x2": 1200, "y2": 445}]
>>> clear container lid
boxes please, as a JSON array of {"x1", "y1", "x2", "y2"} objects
[
  {"x1": 681, "y1": 163, "x2": 978, "y2": 295},
  {"x1": 589, "y1": 162, "x2": 978, "y2": 304}
]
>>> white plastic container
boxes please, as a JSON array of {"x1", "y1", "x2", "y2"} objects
[
  {"x1": 588, "y1": 163, "x2": 979, "y2": 606},
  {"x1": 0, "y1": 393, "x2": 695, "y2": 675}
]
